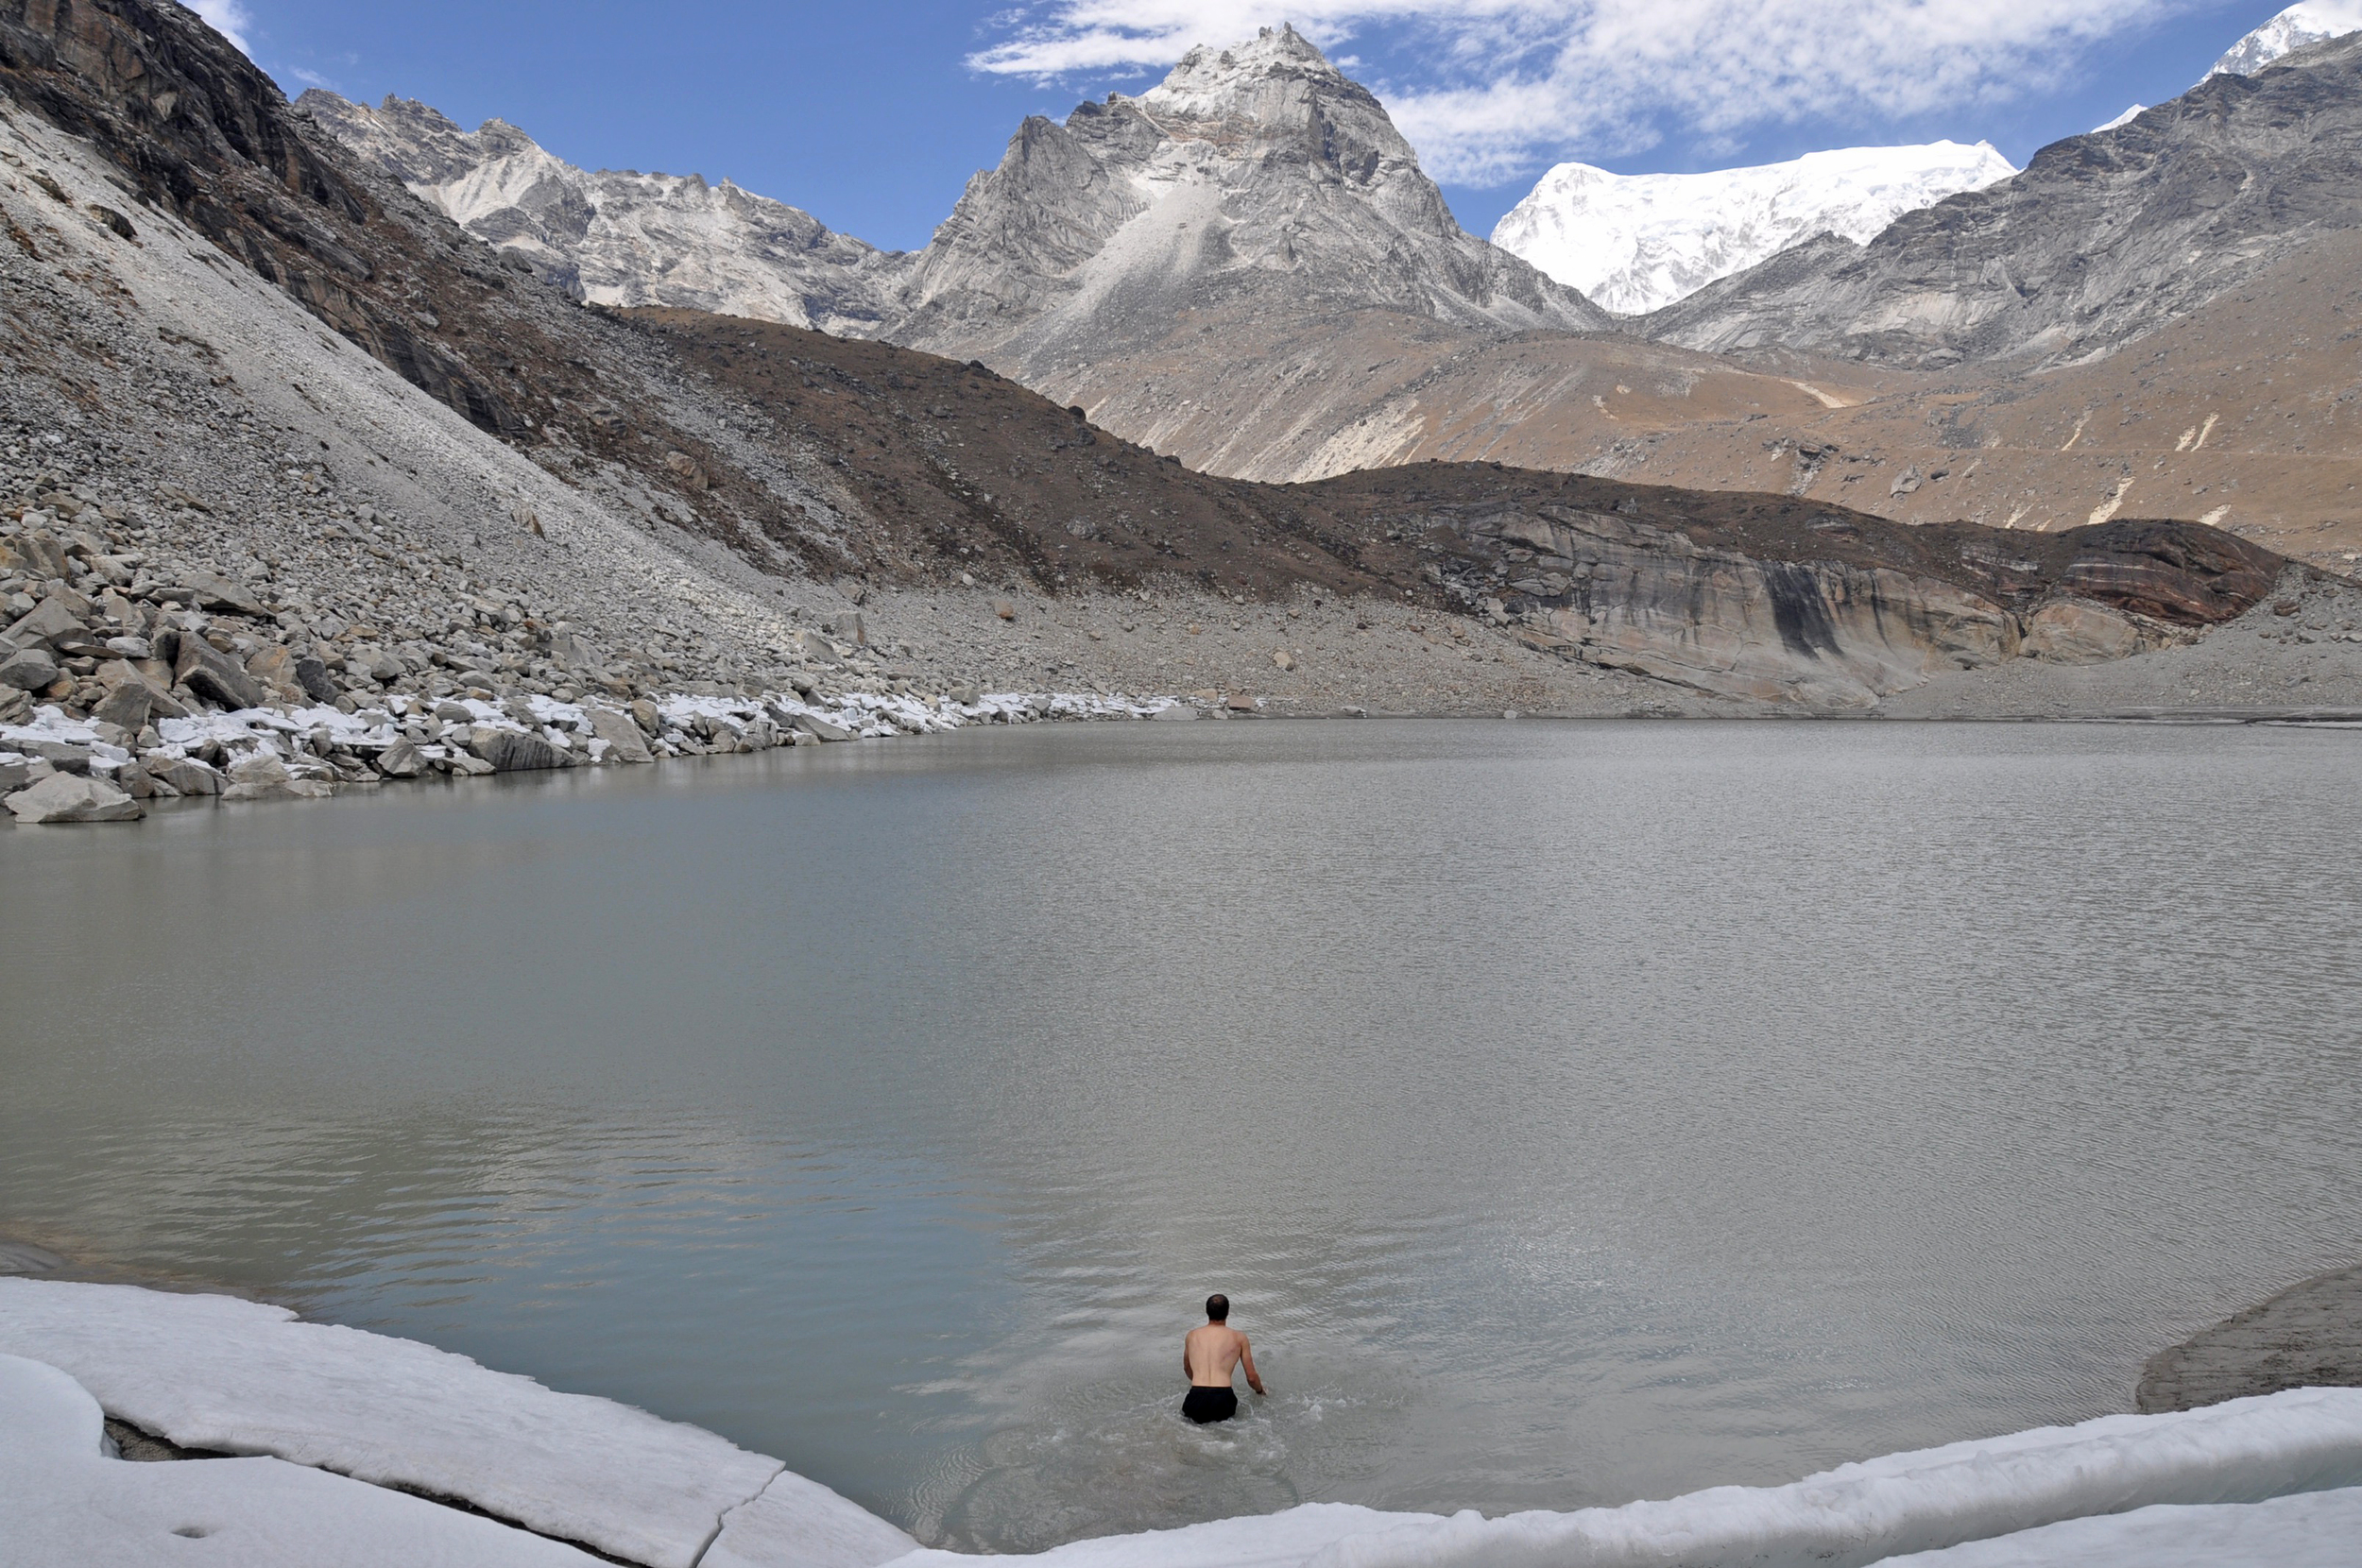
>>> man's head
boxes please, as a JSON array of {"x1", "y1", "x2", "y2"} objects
[{"x1": 1206, "y1": 1293, "x2": 1229, "y2": 1321}]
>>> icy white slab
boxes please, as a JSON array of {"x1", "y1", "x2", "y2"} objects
[
  {"x1": 707, "y1": 1467, "x2": 944, "y2": 1568},
  {"x1": 889, "y1": 1388, "x2": 2362, "y2": 1568},
  {"x1": 0, "y1": 1351, "x2": 601, "y2": 1567},
  {"x1": 1869, "y1": 1484, "x2": 2362, "y2": 1566},
  {"x1": 0, "y1": 1279, "x2": 913, "y2": 1568}
]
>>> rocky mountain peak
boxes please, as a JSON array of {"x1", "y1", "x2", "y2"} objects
[
  {"x1": 299, "y1": 91, "x2": 903, "y2": 333},
  {"x1": 2208, "y1": 0, "x2": 2362, "y2": 77},
  {"x1": 1133, "y1": 25, "x2": 1352, "y2": 118}
]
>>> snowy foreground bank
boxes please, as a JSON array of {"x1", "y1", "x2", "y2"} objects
[
  {"x1": 3, "y1": 1282, "x2": 2358, "y2": 1567},
  {"x1": 0, "y1": 685, "x2": 1189, "y2": 820}
]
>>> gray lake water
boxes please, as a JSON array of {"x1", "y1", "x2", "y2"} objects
[{"x1": 4, "y1": 721, "x2": 2361, "y2": 1551}]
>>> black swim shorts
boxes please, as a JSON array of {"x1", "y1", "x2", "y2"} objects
[{"x1": 1182, "y1": 1386, "x2": 1239, "y2": 1423}]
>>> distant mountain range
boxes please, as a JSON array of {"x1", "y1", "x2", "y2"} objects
[
  {"x1": 308, "y1": 28, "x2": 1597, "y2": 362},
  {"x1": 290, "y1": 4, "x2": 2362, "y2": 567},
  {"x1": 1488, "y1": 143, "x2": 2016, "y2": 315}
]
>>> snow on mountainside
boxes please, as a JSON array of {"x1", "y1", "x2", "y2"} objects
[
  {"x1": 1491, "y1": 142, "x2": 2016, "y2": 315},
  {"x1": 299, "y1": 94, "x2": 908, "y2": 335},
  {"x1": 2209, "y1": 0, "x2": 2362, "y2": 77}
]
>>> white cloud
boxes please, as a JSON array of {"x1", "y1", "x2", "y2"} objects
[
  {"x1": 188, "y1": 0, "x2": 256, "y2": 60},
  {"x1": 969, "y1": 1, "x2": 2189, "y2": 184},
  {"x1": 288, "y1": 66, "x2": 340, "y2": 90}
]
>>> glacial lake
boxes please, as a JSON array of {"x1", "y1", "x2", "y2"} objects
[{"x1": 4, "y1": 720, "x2": 2361, "y2": 1552}]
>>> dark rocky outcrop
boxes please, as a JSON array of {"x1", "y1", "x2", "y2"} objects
[
  {"x1": 1349, "y1": 483, "x2": 2284, "y2": 707},
  {"x1": 0, "y1": 0, "x2": 538, "y2": 435}
]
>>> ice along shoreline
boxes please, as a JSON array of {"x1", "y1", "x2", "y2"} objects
[{"x1": 5, "y1": 1275, "x2": 2362, "y2": 1568}]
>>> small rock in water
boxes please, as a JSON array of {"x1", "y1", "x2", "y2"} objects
[
  {"x1": 796, "y1": 714, "x2": 853, "y2": 742},
  {"x1": 5, "y1": 772, "x2": 143, "y2": 823},
  {"x1": 149, "y1": 758, "x2": 224, "y2": 796}
]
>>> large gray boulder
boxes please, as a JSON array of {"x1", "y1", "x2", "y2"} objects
[
  {"x1": 148, "y1": 757, "x2": 224, "y2": 795},
  {"x1": 181, "y1": 571, "x2": 269, "y2": 618},
  {"x1": 89, "y1": 680, "x2": 157, "y2": 731},
  {"x1": 793, "y1": 713, "x2": 853, "y2": 741},
  {"x1": 467, "y1": 726, "x2": 565, "y2": 771},
  {"x1": 585, "y1": 706, "x2": 654, "y2": 763},
  {"x1": 173, "y1": 637, "x2": 265, "y2": 711},
  {"x1": 221, "y1": 754, "x2": 334, "y2": 800},
  {"x1": 374, "y1": 737, "x2": 427, "y2": 777},
  {"x1": 5, "y1": 772, "x2": 144, "y2": 823},
  {"x1": 4, "y1": 597, "x2": 82, "y2": 649},
  {"x1": 0, "y1": 645, "x2": 60, "y2": 690}
]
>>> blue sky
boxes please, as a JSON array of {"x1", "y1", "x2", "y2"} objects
[{"x1": 208, "y1": 2, "x2": 2312, "y2": 251}]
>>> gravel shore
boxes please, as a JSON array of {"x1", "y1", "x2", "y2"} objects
[{"x1": 2140, "y1": 1264, "x2": 2362, "y2": 1414}]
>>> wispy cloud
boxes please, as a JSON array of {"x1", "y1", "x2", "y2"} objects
[
  {"x1": 288, "y1": 65, "x2": 340, "y2": 91},
  {"x1": 969, "y1": 1, "x2": 2188, "y2": 183},
  {"x1": 188, "y1": 0, "x2": 256, "y2": 59}
]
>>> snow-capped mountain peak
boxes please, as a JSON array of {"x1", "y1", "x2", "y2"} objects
[
  {"x1": 2209, "y1": 1, "x2": 2362, "y2": 77},
  {"x1": 1135, "y1": 24, "x2": 1347, "y2": 120},
  {"x1": 1491, "y1": 141, "x2": 2016, "y2": 316}
]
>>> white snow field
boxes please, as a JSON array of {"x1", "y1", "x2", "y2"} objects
[
  {"x1": 4, "y1": 1277, "x2": 2360, "y2": 1568},
  {"x1": 0, "y1": 1279, "x2": 916, "y2": 1568},
  {"x1": 1491, "y1": 143, "x2": 2015, "y2": 315},
  {"x1": 1, "y1": 1352, "x2": 601, "y2": 1566}
]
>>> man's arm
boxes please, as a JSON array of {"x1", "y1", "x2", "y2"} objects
[{"x1": 1238, "y1": 1335, "x2": 1266, "y2": 1396}]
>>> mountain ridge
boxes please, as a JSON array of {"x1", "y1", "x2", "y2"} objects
[{"x1": 1492, "y1": 142, "x2": 2015, "y2": 315}]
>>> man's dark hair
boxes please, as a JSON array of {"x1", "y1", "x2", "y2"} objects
[{"x1": 1206, "y1": 1293, "x2": 1229, "y2": 1321}]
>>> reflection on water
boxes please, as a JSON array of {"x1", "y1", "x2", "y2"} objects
[{"x1": 4, "y1": 722, "x2": 2361, "y2": 1550}]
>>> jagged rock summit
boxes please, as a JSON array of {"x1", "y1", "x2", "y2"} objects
[
  {"x1": 1492, "y1": 141, "x2": 2016, "y2": 315},
  {"x1": 891, "y1": 24, "x2": 1605, "y2": 369},
  {"x1": 300, "y1": 93, "x2": 905, "y2": 334}
]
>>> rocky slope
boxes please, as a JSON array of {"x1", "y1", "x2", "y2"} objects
[
  {"x1": 301, "y1": 94, "x2": 906, "y2": 335},
  {"x1": 1644, "y1": 33, "x2": 2362, "y2": 369},
  {"x1": 1491, "y1": 142, "x2": 2015, "y2": 315},
  {"x1": 1524, "y1": 229, "x2": 2362, "y2": 572}
]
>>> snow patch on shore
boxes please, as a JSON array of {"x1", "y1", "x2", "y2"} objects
[
  {"x1": 1872, "y1": 1483, "x2": 2362, "y2": 1565},
  {"x1": 889, "y1": 1389, "x2": 2362, "y2": 1568},
  {"x1": 0, "y1": 1279, "x2": 911, "y2": 1568},
  {"x1": 5, "y1": 1278, "x2": 2358, "y2": 1568},
  {"x1": 1, "y1": 1351, "x2": 602, "y2": 1565}
]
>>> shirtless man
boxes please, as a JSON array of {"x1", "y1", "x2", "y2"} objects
[{"x1": 1181, "y1": 1293, "x2": 1265, "y2": 1423}]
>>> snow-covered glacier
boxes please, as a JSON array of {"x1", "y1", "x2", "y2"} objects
[{"x1": 1490, "y1": 143, "x2": 2015, "y2": 315}]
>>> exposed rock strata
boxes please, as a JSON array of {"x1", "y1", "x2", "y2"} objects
[{"x1": 1388, "y1": 496, "x2": 2280, "y2": 707}]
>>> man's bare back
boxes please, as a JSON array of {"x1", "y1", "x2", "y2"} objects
[{"x1": 1181, "y1": 1294, "x2": 1263, "y2": 1423}]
